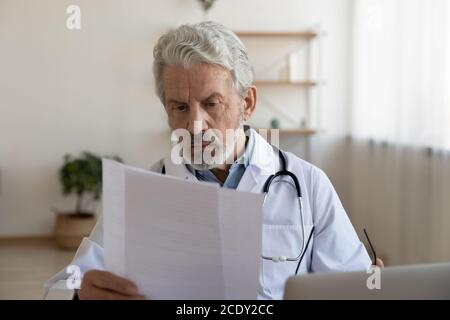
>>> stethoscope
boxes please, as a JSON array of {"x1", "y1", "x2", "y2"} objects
[
  {"x1": 261, "y1": 148, "x2": 315, "y2": 274},
  {"x1": 161, "y1": 146, "x2": 315, "y2": 275}
]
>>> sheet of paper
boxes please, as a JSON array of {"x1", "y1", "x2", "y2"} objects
[{"x1": 102, "y1": 159, "x2": 263, "y2": 299}]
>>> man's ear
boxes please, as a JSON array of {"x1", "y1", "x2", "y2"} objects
[{"x1": 242, "y1": 86, "x2": 257, "y2": 121}]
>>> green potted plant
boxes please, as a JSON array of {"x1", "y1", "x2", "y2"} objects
[{"x1": 54, "y1": 151, "x2": 122, "y2": 249}]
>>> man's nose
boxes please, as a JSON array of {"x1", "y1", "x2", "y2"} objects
[{"x1": 187, "y1": 107, "x2": 209, "y2": 134}]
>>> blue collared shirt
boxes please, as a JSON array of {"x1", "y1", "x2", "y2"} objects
[{"x1": 186, "y1": 129, "x2": 255, "y2": 189}]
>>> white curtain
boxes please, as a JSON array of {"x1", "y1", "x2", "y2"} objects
[
  {"x1": 344, "y1": 0, "x2": 450, "y2": 266},
  {"x1": 351, "y1": 0, "x2": 450, "y2": 150}
]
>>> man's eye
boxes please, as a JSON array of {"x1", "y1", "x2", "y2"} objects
[
  {"x1": 175, "y1": 105, "x2": 187, "y2": 112},
  {"x1": 206, "y1": 102, "x2": 218, "y2": 108}
]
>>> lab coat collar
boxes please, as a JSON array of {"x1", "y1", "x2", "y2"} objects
[
  {"x1": 246, "y1": 128, "x2": 279, "y2": 176},
  {"x1": 162, "y1": 128, "x2": 279, "y2": 181}
]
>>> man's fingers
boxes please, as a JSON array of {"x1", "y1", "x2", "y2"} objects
[
  {"x1": 85, "y1": 270, "x2": 138, "y2": 295},
  {"x1": 80, "y1": 284, "x2": 144, "y2": 300},
  {"x1": 375, "y1": 258, "x2": 385, "y2": 268}
]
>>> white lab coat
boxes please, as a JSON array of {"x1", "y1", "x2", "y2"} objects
[{"x1": 44, "y1": 129, "x2": 371, "y2": 300}]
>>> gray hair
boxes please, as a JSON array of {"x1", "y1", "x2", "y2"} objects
[{"x1": 152, "y1": 21, "x2": 254, "y2": 103}]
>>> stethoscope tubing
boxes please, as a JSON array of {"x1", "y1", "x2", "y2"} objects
[{"x1": 261, "y1": 148, "x2": 307, "y2": 264}]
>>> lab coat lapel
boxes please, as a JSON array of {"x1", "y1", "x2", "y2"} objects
[{"x1": 236, "y1": 129, "x2": 279, "y2": 193}]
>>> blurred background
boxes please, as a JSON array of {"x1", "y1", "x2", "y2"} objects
[{"x1": 0, "y1": 0, "x2": 449, "y2": 299}]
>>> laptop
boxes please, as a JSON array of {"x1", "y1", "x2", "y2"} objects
[{"x1": 284, "y1": 262, "x2": 450, "y2": 300}]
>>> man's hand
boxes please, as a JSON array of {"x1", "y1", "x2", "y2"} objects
[
  {"x1": 374, "y1": 258, "x2": 384, "y2": 268},
  {"x1": 78, "y1": 270, "x2": 144, "y2": 300}
]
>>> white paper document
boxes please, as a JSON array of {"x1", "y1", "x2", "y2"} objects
[{"x1": 102, "y1": 159, "x2": 264, "y2": 299}]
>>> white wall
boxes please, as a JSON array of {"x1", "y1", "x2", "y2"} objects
[{"x1": 0, "y1": 0, "x2": 352, "y2": 235}]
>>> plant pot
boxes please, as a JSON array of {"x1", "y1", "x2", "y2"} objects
[{"x1": 54, "y1": 212, "x2": 97, "y2": 250}]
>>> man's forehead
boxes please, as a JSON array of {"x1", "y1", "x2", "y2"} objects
[{"x1": 163, "y1": 64, "x2": 233, "y2": 100}]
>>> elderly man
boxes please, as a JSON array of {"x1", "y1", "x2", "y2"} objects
[{"x1": 45, "y1": 21, "x2": 382, "y2": 300}]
